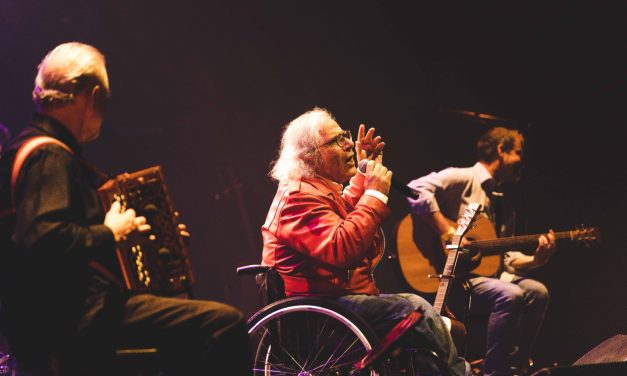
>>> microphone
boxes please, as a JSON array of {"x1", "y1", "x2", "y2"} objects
[{"x1": 358, "y1": 160, "x2": 421, "y2": 200}]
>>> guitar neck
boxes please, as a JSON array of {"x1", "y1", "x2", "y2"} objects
[
  {"x1": 468, "y1": 230, "x2": 576, "y2": 255},
  {"x1": 433, "y1": 247, "x2": 460, "y2": 315},
  {"x1": 433, "y1": 203, "x2": 483, "y2": 314}
]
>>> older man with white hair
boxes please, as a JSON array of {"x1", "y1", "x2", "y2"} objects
[
  {"x1": 0, "y1": 42, "x2": 251, "y2": 375},
  {"x1": 262, "y1": 107, "x2": 469, "y2": 375}
]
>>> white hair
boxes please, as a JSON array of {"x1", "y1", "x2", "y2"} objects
[
  {"x1": 270, "y1": 107, "x2": 335, "y2": 183},
  {"x1": 32, "y1": 42, "x2": 110, "y2": 108}
]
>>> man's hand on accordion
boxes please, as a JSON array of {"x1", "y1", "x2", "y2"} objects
[{"x1": 104, "y1": 201, "x2": 152, "y2": 242}]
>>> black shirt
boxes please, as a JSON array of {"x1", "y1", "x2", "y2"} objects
[{"x1": 0, "y1": 113, "x2": 119, "y2": 351}]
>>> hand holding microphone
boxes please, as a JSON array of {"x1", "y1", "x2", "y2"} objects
[{"x1": 359, "y1": 160, "x2": 392, "y2": 196}]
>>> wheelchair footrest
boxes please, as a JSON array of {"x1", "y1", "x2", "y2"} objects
[{"x1": 352, "y1": 308, "x2": 425, "y2": 373}]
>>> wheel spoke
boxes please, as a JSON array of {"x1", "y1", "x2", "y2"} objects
[{"x1": 248, "y1": 300, "x2": 381, "y2": 376}]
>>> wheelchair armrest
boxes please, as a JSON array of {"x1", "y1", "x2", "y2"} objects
[{"x1": 236, "y1": 264, "x2": 270, "y2": 276}]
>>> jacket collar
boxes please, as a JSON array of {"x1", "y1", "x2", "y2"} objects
[{"x1": 29, "y1": 112, "x2": 82, "y2": 155}]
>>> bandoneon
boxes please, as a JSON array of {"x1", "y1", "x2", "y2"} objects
[{"x1": 98, "y1": 166, "x2": 194, "y2": 296}]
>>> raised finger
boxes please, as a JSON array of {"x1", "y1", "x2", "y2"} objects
[
  {"x1": 364, "y1": 127, "x2": 375, "y2": 143},
  {"x1": 374, "y1": 142, "x2": 385, "y2": 153},
  {"x1": 358, "y1": 124, "x2": 366, "y2": 141}
]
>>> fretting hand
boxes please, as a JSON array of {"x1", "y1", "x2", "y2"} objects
[{"x1": 533, "y1": 229, "x2": 556, "y2": 267}]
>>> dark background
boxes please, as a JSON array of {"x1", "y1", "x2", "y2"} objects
[{"x1": 1, "y1": 0, "x2": 625, "y2": 368}]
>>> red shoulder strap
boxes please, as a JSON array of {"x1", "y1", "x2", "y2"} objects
[
  {"x1": 4, "y1": 137, "x2": 123, "y2": 288},
  {"x1": 10, "y1": 136, "x2": 73, "y2": 212}
]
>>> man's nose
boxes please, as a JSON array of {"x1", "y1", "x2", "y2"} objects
[{"x1": 346, "y1": 138, "x2": 355, "y2": 149}]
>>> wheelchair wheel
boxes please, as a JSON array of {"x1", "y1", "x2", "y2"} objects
[{"x1": 247, "y1": 297, "x2": 385, "y2": 376}]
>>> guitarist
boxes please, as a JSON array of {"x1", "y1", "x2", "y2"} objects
[{"x1": 406, "y1": 127, "x2": 556, "y2": 376}]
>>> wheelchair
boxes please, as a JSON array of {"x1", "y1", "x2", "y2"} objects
[{"x1": 237, "y1": 265, "x2": 452, "y2": 376}]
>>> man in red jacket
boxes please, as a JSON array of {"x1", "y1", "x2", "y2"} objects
[{"x1": 262, "y1": 107, "x2": 469, "y2": 376}]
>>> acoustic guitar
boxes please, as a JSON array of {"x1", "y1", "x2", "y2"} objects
[{"x1": 396, "y1": 212, "x2": 600, "y2": 294}]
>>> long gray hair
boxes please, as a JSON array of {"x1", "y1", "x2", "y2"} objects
[{"x1": 270, "y1": 107, "x2": 335, "y2": 183}]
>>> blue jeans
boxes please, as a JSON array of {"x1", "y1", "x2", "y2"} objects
[
  {"x1": 468, "y1": 276, "x2": 549, "y2": 376},
  {"x1": 336, "y1": 293, "x2": 470, "y2": 376}
]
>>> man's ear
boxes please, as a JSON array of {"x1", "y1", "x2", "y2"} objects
[
  {"x1": 90, "y1": 84, "x2": 101, "y2": 99},
  {"x1": 496, "y1": 143, "x2": 504, "y2": 157},
  {"x1": 90, "y1": 84, "x2": 108, "y2": 113},
  {"x1": 302, "y1": 154, "x2": 315, "y2": 169}
]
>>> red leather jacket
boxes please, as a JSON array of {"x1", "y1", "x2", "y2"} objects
[{"x1": 262, "y1": 173, "x2": 390, "y2": 297}]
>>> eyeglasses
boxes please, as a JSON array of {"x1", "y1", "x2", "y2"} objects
[{"x1": 319, "y1": 129, "x2": 352, "y2": 149}]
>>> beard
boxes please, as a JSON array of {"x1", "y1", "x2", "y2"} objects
[{"x1": 505, "y1": 162, "x2": 524, "y2": 182}]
